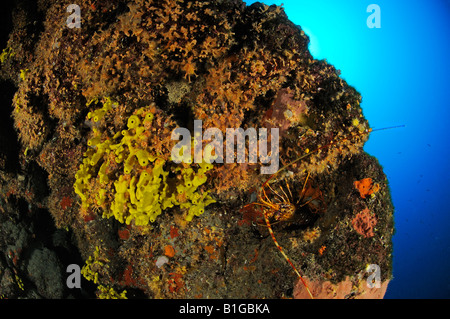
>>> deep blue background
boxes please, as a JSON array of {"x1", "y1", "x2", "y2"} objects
[{"x1": 245, "y1": 0, "x2": 450, "y2": 298}]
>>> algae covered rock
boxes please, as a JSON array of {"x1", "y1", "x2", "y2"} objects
[
  {"x1": 0, "y1": 0, "x2": 393, "y2": 298},
  {"x1": 27, "y1": 248, "x2": 64, "y2": 299}
]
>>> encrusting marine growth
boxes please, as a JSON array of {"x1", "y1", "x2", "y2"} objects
[
  {"x1": 81, "y1": 246, "x2": 127, "y2": 299},
  {"x1": 0, "y1": 0, "x2": 395, "y2": 299},
  {"x1": 74, "y1": 98, "x2": 215, "y2": 226}
]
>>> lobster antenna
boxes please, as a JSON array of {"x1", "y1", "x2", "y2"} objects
[
  {"x1": 370, "y1": 124, "x2": 406, "y2": 132},
  {"x1": 264, "y1": 124, "x2": 406, "y2": 186}
]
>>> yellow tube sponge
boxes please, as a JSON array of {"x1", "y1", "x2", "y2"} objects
[
  {"x1": 87, "y1": 97, "x2": 116, "y2": 122},
  {"x1": 127, "y1": 115, "x2": 141, "y2": 129},
  {"x1": 74, "y1": 102, "x2": 215, "y2": 226},
  {"x1": 135, "y1": 149, "x2": 152, "y2": 167}
]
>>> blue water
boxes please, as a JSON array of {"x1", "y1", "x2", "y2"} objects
[{"x1": 246, "y1": 0, "x2": 450, "y2": 298}]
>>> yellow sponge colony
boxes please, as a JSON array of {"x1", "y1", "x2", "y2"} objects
[{"x1": 74, "y1": 99, "x2": 215, "y2": 226}]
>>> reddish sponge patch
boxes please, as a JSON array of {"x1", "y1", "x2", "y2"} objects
[
  {"x1": 352, "y1": 208, "x2": 377, "y2": 238},
  {"x1": 354, "y1": 178, "x2": 380, "y2": 199},
  {"x1": 118, "y1": 228, "x2": 130, "y2": 240},
  {"x1": 60, "y1": 196, "x2": 73, "y2": 210}
]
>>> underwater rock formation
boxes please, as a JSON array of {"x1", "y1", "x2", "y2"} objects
[{"x1": 0, "y1": 0, "x2": 393, "y2": 298}]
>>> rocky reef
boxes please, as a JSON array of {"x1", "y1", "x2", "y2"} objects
[{"x1": 0, "y1": 0, "x2": 393, "y2": 298}]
